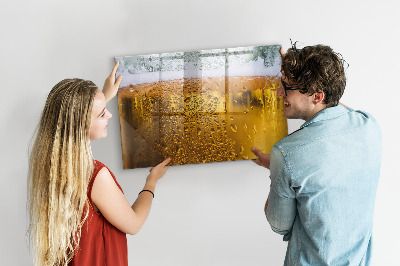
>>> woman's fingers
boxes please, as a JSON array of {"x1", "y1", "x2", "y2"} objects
[{"x1": 111, "y1": 61, "x2": 119, "y2": 77}]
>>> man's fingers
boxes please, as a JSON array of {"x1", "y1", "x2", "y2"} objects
[
  {"x1": 251, "y1": 147, "x2": 263, "y2": 157},
  {"x1": 279, "y1": 47, "x2": 285, "y2": 57},
  {"x1": 252, "y1": 158, "x2": 262, "y2": 166}
]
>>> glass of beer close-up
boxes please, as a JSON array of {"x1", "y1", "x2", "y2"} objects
[{"x1": 116, "y1": 45, "x2": 287, "y2": 169}]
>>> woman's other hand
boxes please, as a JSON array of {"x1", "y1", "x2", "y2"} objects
[{"x1": 146, "y1": 158, "x2": 171, "y2": 186}]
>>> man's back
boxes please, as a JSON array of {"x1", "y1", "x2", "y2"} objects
[{"x1": 267, "y1": 105, "x2": 382, "y2": 266}]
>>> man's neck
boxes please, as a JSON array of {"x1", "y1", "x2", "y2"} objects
[{"x1": 304, "y1": 104, "x2": 327, "y2": 121}]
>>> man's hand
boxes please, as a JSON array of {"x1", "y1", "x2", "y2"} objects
[
  {"x1": 251, "y1": 147, "x2": 271, "y2": 169},
  {"x1": 103, "y1": 61, "x2": 123, "y2": 103},
  {"x1": 264, "y1": 199, "x2": 269, "y2": 213},
  {"x1": 280, "y1": 47, "x2": 286, "y2": 77},
  {"x1": 280, "y1": 46, "x2": 285, "y2": 58},
  {"x1": 339, "y1": 102, "x2": 350, "y2": 109}
]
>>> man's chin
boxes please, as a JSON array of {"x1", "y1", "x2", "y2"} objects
[
  {"x1": 284, "y1": 112, "x2": 299, "y2": 120},
  {"x1": 283, "y1": 110, "x2": 292, "y2": 119}
]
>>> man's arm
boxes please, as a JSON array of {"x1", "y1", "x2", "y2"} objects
[{"x1": 265, "y1": 146, "x2": 297, "y2": 239}]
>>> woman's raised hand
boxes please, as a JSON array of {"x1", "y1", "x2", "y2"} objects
[{"x1": 103, "y1": 61, "x2": 123, "y2": 103}]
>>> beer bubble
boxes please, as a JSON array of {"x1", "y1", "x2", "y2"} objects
[{"x1": 230, "y1": 124, "x2": 238, "y2": 133}]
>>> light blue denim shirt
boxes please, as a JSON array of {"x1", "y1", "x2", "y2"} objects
[{"x1": 266, "y1": 105, "x2": 382, "y2": 266}]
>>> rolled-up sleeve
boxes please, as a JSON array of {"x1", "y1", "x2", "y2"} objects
[{"x1": 266, "y1": 146, "x2": 297, "y2": 241}]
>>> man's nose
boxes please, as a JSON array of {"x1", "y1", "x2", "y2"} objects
[{"x1": 277, "y1": 83, "x2": 285, "y2": 97}]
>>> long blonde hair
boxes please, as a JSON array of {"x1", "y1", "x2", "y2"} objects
[{"x1": 28, "y1": 79, "x2": 98, "y2": 265}]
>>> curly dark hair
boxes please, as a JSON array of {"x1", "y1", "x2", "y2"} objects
[{"x1": 281, "y1": 42, "x2": 348, "y2": 107}]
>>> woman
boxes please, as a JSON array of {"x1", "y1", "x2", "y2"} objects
[{"x1": 27, "y1": 62, "x2": 170, "y2": 266}]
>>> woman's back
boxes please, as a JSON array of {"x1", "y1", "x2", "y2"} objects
[
  {"x1": 28, "y1": 79, "x2": 98, "y2": 265},
  {"x1": 69, "y1": 160, "x2": 127, "y2": 266}
]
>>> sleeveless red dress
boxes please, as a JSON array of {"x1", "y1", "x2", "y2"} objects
[{"x1": 69, "y1": 160, "x2": 128, "y2": 266}]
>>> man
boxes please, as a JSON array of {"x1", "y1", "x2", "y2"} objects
[{"x1": 251, "y1": 44, "x2": 381, "y2": 265}]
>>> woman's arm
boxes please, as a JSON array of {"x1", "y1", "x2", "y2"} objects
[{"x1": 91, "y1": 158, "x2": 171, "y2": 235}]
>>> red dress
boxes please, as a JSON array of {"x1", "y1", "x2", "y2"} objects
[{"x1": 69, "y1": 160, "x2": 128, "y2": 266}]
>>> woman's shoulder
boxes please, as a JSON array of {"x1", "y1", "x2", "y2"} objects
[
  {"x1": 91, "y1": 160, "x2": 123, "y2": 193},
  {"x1": 90, "y1": 160, "x2": 107, "y2": 187},
  {"x1": 93, "y1": 159, "x2": 105, "y2": 169},
  {"x1": 93, "y1": 160, "x2": 115, "y2": 176}
]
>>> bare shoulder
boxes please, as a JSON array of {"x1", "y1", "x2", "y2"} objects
[
  {"x1": 95, "y1": 166, "x2": 113, "y2": 182},
  {"x1": 91, "y1": 167, "x2": 120, "y2": 202},
  {"x1": 90, "y1": 164, "x2": 136, "y2": 234}
]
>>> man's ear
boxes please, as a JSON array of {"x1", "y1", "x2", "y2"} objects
[{"x1": 313, "y1": 92, "x2": 325, "y2": 105}]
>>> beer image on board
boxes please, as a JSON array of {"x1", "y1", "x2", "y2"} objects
[{"x1": 115, "y1": 45, "x2": 287, "y2": 169}]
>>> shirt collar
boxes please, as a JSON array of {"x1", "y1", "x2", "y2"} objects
[{"x1": 300, "y1": 105, "x2": 349, "y2": 129}]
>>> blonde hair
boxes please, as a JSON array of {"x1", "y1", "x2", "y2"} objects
[{"x1": 28, "y1": 79, "x2": 98, "y2": 265}]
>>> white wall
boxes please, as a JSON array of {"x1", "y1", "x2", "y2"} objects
[{"x1": 1, "y1": 0, "x2": 398, "y2": 265}]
